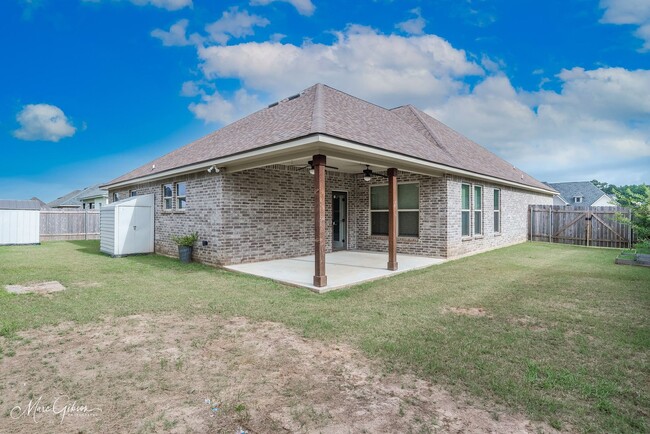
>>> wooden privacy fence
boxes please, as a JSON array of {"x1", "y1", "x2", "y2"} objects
[
  {"x1": 40, "y1": 210, "x2": 100, "y2": 241},
  {"x1": 528, "y1": 205, "x2": 632, "y2": 248}
]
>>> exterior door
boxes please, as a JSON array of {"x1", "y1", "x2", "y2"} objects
[{"x1": 332, "y1": 191, "x2": 347, "y2": 250}]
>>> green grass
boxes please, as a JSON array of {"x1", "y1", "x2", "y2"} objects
[{"x1": 1, "y1": 240, "x2": 648, "y2": 432}]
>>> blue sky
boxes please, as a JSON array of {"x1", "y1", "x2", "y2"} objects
[{"x1": 2, "y1": 0, "x2": 649, "y2": 201}]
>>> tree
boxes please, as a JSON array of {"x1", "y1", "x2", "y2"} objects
[{"x1": 614, "y1": 185, "x2": 650, "y2": 242}]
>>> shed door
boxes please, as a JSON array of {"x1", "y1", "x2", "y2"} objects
[{"x1": 117, "y1": 206, "x2": 151, "y2": 255}]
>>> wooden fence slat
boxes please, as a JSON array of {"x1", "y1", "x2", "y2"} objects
[
  {"x1": 528, "y1": 205, "x2": 631, "y2": 248},
  {"x1": 39, "y1": 210, "x2": 100, "y2": 241}
]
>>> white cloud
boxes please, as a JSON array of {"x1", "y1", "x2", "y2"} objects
[
  {"x1": 600, "y1": 0, "x2": 650, "y2": 50},
  {"x1": 13, "y1": 104, "x2": 77, "y2": 142},
  {"x1": 151, "y1": 19, "x2": 191, "y2": 46},
  {"x1": 396, "y1": 8, "x2": 426, "y2": 35},
  {"x1": 188, "y1": 88, "x2": 262, "y2": 124},
  {"x1": 427, "y1": 67, "x2": 650, "y2": 183},
  {"x1": 250, "y1": 0, "x2": 315, "y2": 16},
  {"x1": 83, "y1": 0, "x2": 192, "y2": 10},
  {"x1": 196, "y1": 25, "x2": 483, "y2": 109},
  {"x1": 205, "y1": 7, "x2": 270, "y2": 45}
]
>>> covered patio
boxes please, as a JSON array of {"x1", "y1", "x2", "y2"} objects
[{"x1": 225, "y1": 250, "x2": 444, "y2": 292}]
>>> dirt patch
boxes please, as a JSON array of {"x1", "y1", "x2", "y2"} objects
[
  {"x1": 4, "y1": 281, "x2": 66, "y2": 295},
  {"x1": 443, "y1": 307, "x2": 488, "y2": 317},
  {"x1": 0, "y1": 314, "x2": 556, "y2": 433}
]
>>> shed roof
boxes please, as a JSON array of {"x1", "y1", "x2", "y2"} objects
[
  {"x1": 106, "y1": 83, "x2": 552, "y2": 192},
  {"x1": 0, "y1": 199, "x2": 41, "y2": 210}
]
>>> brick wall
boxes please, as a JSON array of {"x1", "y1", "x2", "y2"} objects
[
  {"x1": 108, "y1": 166, "x2": 551, "y2": 266},
  {"x1": 354, "y1": 171, "x2": 448, "y2": 257},
  {"x1": 445, "y1": 175, "x2": 552, "y2": 257}
]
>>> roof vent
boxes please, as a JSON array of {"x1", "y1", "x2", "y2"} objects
[{"x1": 268, "y1": 93, "x2": 301, "y2": 108}]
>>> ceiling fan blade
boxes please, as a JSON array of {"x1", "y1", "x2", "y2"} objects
[{"x1": 325, "y1": 165, "x2": 339, "y2": 170}]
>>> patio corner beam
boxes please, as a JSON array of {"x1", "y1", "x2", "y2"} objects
[
  {"x1": 313, "y1": 154, "x2": 327, "y2": 287},
  {"x1": 387, "y1": 167, "x2": 398, "y2": 271}
]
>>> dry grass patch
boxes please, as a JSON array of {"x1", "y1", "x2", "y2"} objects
[{"x1": 1, "y1": 314, "x2": 555, "y2": 433}]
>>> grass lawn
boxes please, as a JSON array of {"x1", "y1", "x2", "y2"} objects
[{"x1": 0, "y1": 241, "x2": 648, "y2": 432}]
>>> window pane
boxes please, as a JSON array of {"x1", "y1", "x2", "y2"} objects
[
  {"x1": 494, "y1": 211, "x2": 500, "y2": 232},
  {"x1": 493, "y1": 190, "x2": 500, "y2": 210},
  {"x1": 398, "y1": 184, "x2": 419, "y2": 209},
  {"x1": 371, "y1": 212, "x2": 389, "y2": 235},
  {"x1": 399, "y1": 211, "x2": 419, "y2": 236},
  {"x1": 164, "y1": 198, "x2": 172, "y2": 209},
  {"x1": 474, "y1": 186, "x2": 482, "y2": 210},
  {"x1": 461, "y1": 184, "x2": 470, "y2": 210},
  {"x1": 163, "y1": 184, "x2": 172, "y2": 198},
  {"x1": 176, "y1": 182, "x2": 186, "y2": 197},
  {"x1": 178, "y1": 197, "x2": 187, "y2": 209},
  {"x1": 474, "y1": 211, "x2": 482, "y2": 234},
  {"x1": 370, "y1": 185, "x2": 388, "y2": 210},
  {"x1": 462, "y1": 211, "x2": 470, "y2": 236}
]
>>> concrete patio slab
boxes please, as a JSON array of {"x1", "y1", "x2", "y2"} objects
[{"x1": 226, "y1": 251, "x2": 444, "y2": 292}]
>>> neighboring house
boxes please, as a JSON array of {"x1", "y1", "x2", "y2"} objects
[
  {"x1": 47, "y1": 184, "x2": 108, "y2": 209},
  {"x1": 103, "y1": 84, "x2": 554, "y2": 287},
  {"x1": 47, "y1": 189, "x2": 83, "y2": 209},
  {"x1": 77, "y1": 186, "x2": 109, "y2": 209},
  {"x1": 30, "y1": 197, "x2": 51, "y2": 210},
  {"x1": 544, "y1": 181, "x2": 616, "y2": 207}
]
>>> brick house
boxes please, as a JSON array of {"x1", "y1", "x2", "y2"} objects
[{"x1": 103, "y1": 84, "x2": 554, "y2": 288}]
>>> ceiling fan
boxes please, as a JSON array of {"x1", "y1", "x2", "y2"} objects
[
  {"x1": 361, "y1": 165, "x2": 387, "y2": 182},
  {"x1": 296, "y1": 160, "x2": 339, "y2": 174}
]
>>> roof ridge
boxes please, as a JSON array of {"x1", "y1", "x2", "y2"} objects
[
  {"x1": 401, "y1": 105, "x2": 458, "y2": 161},
  {"x1": 311, "y1": 83, "x2": 326, "y2": 133}
]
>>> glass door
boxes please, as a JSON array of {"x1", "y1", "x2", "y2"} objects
[{"x1": 332, "y1": 191, "x2": 347, "y2": 250}]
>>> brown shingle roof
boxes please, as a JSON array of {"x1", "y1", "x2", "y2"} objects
[{"x1": 106, "y1": 83, "x2": 551, "y2": 192}]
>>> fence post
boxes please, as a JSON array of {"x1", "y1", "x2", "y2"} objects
[
  {"x1": 84, "y1": 210, "x2": 87, "y2": 240},
  {"x1": 548, "y1": 207, "x2": 552, "y2": 243},
  {"x1": 585, "y1": 211, "x2": 591, "y2": 247}
]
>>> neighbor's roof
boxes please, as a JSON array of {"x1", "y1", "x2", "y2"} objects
[
  {"x1": 106, "y1": 84, "x2": 552, "y2": 192},
  {"x1": 545, "y1": 181, "x2": 609, "y2": 205},
  {"x1": 77, "y1": 185, "x2": 108, "y2": 200},
  {"x1": 47, "y1": 189, "x2": 83, "y2": 208},
  {"x1": 47, "y1": 184, "x2": 106, "y2": 208},
  {"x1": 0, "y1": 199, "x2": 41, "y2": 210}
]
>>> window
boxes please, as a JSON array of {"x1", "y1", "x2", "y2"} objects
[
  {"x1": 112, "y1": 192, "x2": 120, "y2": 202},
  {"x1": 129, "y1": 190, "x2": 137, "y2": 197},
  {"x1": 88, "y1": 202, "x2": 95, "y2": 210},
  {"x1": 163, "y1": 184, "x2": 173, "y2": 210},
  {"x1": 574, "y1": 196, "x2": 583, "y2": 203},
  {"x1": 370, "y1": 183, "x2": 419, "y2": 237},
  {"x1": 82, "y1": 203, "x2": 86, "y2": 210},
  {"x1": 461, "y1": 184, "x2": 470, "y2": 237},
  {"x1": 473, "y1": 185, "x2": 483, "y2": 235},
  {"x1": 176, "y1": 182, "x2": 187, "y2": 210},
  {"x1": 493, "y1": 189, "x2": 501, "y2": 233}
]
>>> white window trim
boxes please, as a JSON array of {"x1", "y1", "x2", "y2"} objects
[
  {"x1": 473, "y1": 184, "x2": 483, "y2": 236},
  {"x1": 369, "y1": 181, "x2": 420, "y2": 238},
  {"x1": 494, "y1": 188, "x2": 501, "y2": 234},
  {"x1": 574, "y1": 196, "x2": 583, "y2": 203},
  {"x1": 461, "y1": 183, "x2": 471, "y2": 238},
  {"x1": 162, "y1": 183, "x2": 173, "y2": 211},
  {"x1": 175, "y1": 182, "x2": 187, "y2": 211}
]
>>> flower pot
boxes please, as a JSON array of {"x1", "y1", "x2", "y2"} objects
[{"x1": 178, "y1": 245, "x2": 193, "y2": 263}]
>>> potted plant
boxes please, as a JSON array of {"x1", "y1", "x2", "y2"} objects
[{"x1": 172, "y1": 232, "x2": 198, "y2": 263}]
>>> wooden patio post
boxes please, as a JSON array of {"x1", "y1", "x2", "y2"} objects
[
  {"x1": 387, "y1": 168, "x2": 398, "y2": 271},
  {"x1": 313, "y1": 154, "x2": 327, "y2": 287}
]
